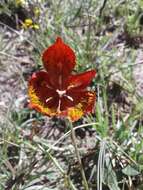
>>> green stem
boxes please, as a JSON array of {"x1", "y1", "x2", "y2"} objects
[{"x1": 68, "y1": 120, "x2": 89, "y2": 190}]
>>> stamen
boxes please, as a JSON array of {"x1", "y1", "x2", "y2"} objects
[
  {"x1": 46, "y1": 97, "x2": 53, "y2": 103},
  {"x1": 57, "y1": 99, "x2": 61, "y2": 112},
  {"x1": 64, "y1": 95, "x2": 73, "y2": 101},
  {"x1": 56, "y1": 89, "x2": 74, "y2": 112},
  {"x1": 46, "y1": 84, "x2": 53, "y2": 89},
  {"x1": 56, "y1": 89, "x2": 66, "y2": 97}
]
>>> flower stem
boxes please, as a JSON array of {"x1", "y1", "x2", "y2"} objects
[{"x1": 68, "y1": 120, "x2": 89, "y2": 190}]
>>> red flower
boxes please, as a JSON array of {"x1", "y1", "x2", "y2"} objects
[{"x1": 28, "y1": 37, "x2": 96, "y2": 121}]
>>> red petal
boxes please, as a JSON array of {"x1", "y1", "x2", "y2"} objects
[
  {"x1": 28, "y1": 71, "x2": 59, "y2": 115},
  {"x1": 67, "y1": 70, "x2": 96, "y2": 90},
  {"x1": 42, "y1": 37, "x2": 76, "y2": 89},
  {"x1": 28, "y1": 71, "x2": 96, "y2": 121}
]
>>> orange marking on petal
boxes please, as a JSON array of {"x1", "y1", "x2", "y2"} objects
[
  {"x1": 67, "y1": 103, "x2": 83, "y2": 121},
  {"x1": 60, "y1": 91, "x2": 96, "y2": 122},
  {"x1": 81, "y1": 91, "x2": 96, "y2": 113},
  {"x1": 28, "y1": 85, "x2": 57, "y2": 116}
]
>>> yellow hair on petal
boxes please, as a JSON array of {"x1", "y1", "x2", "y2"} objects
[
  {"x1": 67, "y1": 92, "x2": 95, "y2": 121},
  {"x1": 28, "y1": 86, "x2": 40, "y2": 105},
  {"x1": 28, "y1": 86, "x2": 56, "y2": 116},
  {"x1": 67, "y1": 103, "x2": 83, "y2": 121}
]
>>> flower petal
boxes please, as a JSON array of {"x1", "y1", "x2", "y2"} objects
[
  {"x1": 28, "y1": 71, "x2": 59, "y2": 116},
  {"x1": 42, "y1": 37, "x2": 76, "y2": 89},
  {"x1": 67, "y1": 70, "x2": 96, "y2": 90},
  {"x1": 59, "y1": 90, "x2": 96, "y2": 121},
  {"x1": 28, "y1": 71, "x2": 96, "y2": 121}
]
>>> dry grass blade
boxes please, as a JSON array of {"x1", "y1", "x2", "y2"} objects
[{"x1": 133, "y1": 50, "x2": 143, "y2": 97}]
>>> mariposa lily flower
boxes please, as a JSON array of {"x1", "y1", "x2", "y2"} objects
[{"x1": 28, "y1": 37, "x2": 96, "y2": 121}]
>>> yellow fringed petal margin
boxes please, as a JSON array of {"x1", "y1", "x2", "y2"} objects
[
  {"x1": 67, "y1": 103, "x2": 83, "y2": 122},
  {"x1": 67, "y1": 91, "x2": 95, "y2": 122},
  {"x1": 28, "y1": 86, "x2": 56, "y2": 116}
]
